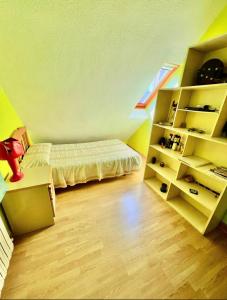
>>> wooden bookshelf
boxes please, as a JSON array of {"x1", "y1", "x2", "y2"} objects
[{"x1": 144, "y1": 34, "x2": 227, "y2": 235}]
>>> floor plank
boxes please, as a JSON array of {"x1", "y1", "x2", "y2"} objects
[{"x1": 2, "y1": 164, "x2": 227, "y2": 299}]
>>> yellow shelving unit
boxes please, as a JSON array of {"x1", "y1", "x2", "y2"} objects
[
  {"x1": 145, "y1": 178, "x2": 169, "y2": 200},
  {"x1": 150, "y1": 144, "x2": 182, "y2": 160},
  {"x1": 173, "y1": 179, "x2": 217, "y2": 216},
  {"x1": 147, "y1": 163, "x2": 177, "y2": 180},
  {"x1": 167, "y1": 196, "x2": 208, "y2": 234},
  {"x1": 144, "y1": 35, "x2": 227, "y2": 234}
]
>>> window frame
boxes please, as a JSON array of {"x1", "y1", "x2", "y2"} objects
[{"x1": 135, "y1": 65, "x2": 179, "y2": 109}]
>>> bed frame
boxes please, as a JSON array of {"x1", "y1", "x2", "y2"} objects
[{"x1": 11, "y1": 127, "x2": 31, "y2": 162}]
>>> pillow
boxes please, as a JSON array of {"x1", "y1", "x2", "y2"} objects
[{"x1": 21, "y1": 143, "x2": 52, "y2": 169}]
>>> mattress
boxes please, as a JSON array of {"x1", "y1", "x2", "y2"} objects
[{"x1": 21, "y1": 140, "x2": 141, "y2": 188}]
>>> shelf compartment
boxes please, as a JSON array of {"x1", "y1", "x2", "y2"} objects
[
  {"x1": 147, "y1": 145, "x2": 180, "y2": 171},
  {"x1": 197, "y1": 164, "x2": 227, "y2": 184},
  {"x1": 167, "y1": 196, "x2": 208, "y2": 234},
  {"x1": 151, "y1": 144, "x2": 182, "y2": 160},
  {"x1": 211, "y1": 96, "x2": 227, "y2": 139},
  {"x1": 150, "y1": 125, "x2": 187, "y2": 150},
  {"x1": 177, "y1": 163, "x2": 224, "y2": 194},
  {"x1": 145, "y1": 172, "x2": 171, "y2": 200},
  {"x1": 147, "y1": 163, "x2": 177, "y2": 182},
  {"x1": 173, "y1": 179, "x2": 217, "y2": 216},
  {"x1": 178, "y1": 109, "x2": 219, "y2": 114},
  {"x1": 180, "y1": 34, "x2": 227, "y2": 87},
  {"x1": 189, "y1": 137, "x2": 227, "y2": 169},
  {"x1": 178, "y1": 159, "x2": 227, "y2": 186},
  {"x1": 173, "y1": 110, "x2": 218, "y2": 135},
  {"x1": 177, "y1": 88, "x2": 225, "y2": 111},
  {"x1": 179, "y1": 155, "x2": 210, "y2": 168},
  {"x1": 153, "y1": 124, "x2": 218, "y2": 144},
  {"x1": 153, "y1": 89, "x2": 180, "y2": 125},
  {"x1": 147, "y1": 147, "x2": 180, "y2": 175},
  {"x1": 144, "y1": 177, "x2": 170, "y2": 200}
]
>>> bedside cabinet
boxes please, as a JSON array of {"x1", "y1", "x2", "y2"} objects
[{"x1": 2, "y1": 166, "x2": 56, "y2": 236}]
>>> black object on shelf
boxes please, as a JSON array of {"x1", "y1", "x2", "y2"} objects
[
  {"x1": 185, "y1": 105, "x2": 217, "y2": 112},
  {"x1": 221, "y1": 121, "x2": 227, "y2": 137},
  {"x1": 159, "y1": 137, "x2": 166, "y2": 148},
  {"x1": 160, "y1": 183, "x2": 168, "y2": 193},
  {"x1": 185, "y1": 106, "x2": 203, "y2": 111},
  {"x1": 195, "y1": 180, "x2": 220, "y2": 198},
  {"x1": 197, "y1": 58, "x2": 224, "y2": 85},
  {"x1": 151, "y1": 157, "x2": 156, "y2": 164},
  {"x1": 166, "y1": 133, "x2": 174, "y2": 149},
  {"x1": 187, "y1": 127, "x2": 205, "y2": 134},
  {"x1": 190, "y1": 188, "x2": 199, "y2": 195}
]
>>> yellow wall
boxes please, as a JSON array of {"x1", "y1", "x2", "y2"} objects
[
  {"x1": 127, "y1": 4, "x2": 227, "y2": 157},
  {"x1": 0, "y1": 89, "x2": 23, "y2": 178},
  {"x1": 127, "y1": 119, "x2": 152, "y2": 158},
  {"x1": 200, "y1": 5, "x2": 227, "y2": 42},
  {"x1": 127, "y1": 66, "x2": 183, "y2": 156}
]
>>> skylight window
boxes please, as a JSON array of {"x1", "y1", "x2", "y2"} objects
[{"x1": 136, "y1": 63, "x2": 179, "y2": 109}]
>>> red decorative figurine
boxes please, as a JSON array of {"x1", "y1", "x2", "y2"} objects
[{"x1": 0, "y1": 138, "x2": 24, "y2": 182}]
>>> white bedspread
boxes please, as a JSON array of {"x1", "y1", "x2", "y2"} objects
[{"x1": 50, "y1": 139, "x2": 141, "y2": 188}]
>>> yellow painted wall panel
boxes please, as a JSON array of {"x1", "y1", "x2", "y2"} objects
[
  {"x1": 127, "y1": 119, "x2": 151, "y2": 157},
  {"x1": 200, "y1": 5, "x2": 227, "y2": 42},
  {"x1": 127, "y1": 67, "x2": 182, "y2": 156},
  {"x1": 0, "y1": 89, "x2": 23, "y2": 178}
]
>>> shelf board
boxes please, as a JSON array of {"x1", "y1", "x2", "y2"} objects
[
  {"x1": 153, "y1": 123, "x2": 227, "y2": 145},
  {"x1": 147, "y1": 163, "x2": 177, "y2": 181},
  {"x1": 197, "y1": 164, "x2": 227, "y2": 184},
  {"x1": 153, "y1": 123, "x2": 174, "y2": 131},
  {"x1": 153, "y1": 124, "x2": 210, "y2": 139},
  {"x1": 151, "y1": 144, "x2": 182, "y2": 160},
  {"x1": 173, "y1": 127, "x2": 212, "y2": 140},
  {"x1": 178, "y1": 109, "x2": 219, "y2": 114},
  {"x1": 167, "y1": 197, "x2": 207, "y2": 234},
  {"x1": 174, "y1": 179, "x2": 217, "y2": 214},
  {"x1": 179, "y1": 155, "x2": 210, "y2": 167},
  {"x1": 144, "y1": 178, "x2": 168, "y2": 200},
  {"x1": 181, "y1": 83, "x2": 227, "y2": 90},
  {"x1": 211, "y1": 136, "x2": 227, "y2": 145},
  {"x1": 160, "y1": 87, "x2": 180, "y2": 92}
]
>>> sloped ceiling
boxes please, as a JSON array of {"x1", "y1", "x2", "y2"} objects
[{"x1": 0, "y1": 0, "x2": 226, "y2": 143}]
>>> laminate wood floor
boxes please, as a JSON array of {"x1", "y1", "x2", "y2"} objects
[{"x1": 2, "y1": 164, "x2": 227, "y2": 299}]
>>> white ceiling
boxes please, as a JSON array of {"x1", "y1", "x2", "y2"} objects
[{"x1": 0, "y1": 0, "x2": 226, "y2": 143}]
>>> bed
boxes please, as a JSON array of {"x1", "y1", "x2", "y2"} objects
[{"x1": 12, "y1": 127, "x2": 142, "y2": 188}]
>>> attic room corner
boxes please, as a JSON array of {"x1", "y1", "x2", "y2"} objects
[{"x1": 1, "y1": 1, "x2": 227, "y2": 299}]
